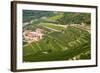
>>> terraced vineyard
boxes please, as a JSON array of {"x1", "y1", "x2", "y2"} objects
[
  {"x1": 23, "y1": 25, "x2": 91, "y2": 62},
  {"x1": 23, "y1": 10, "x2": 91, "y2": 62}
]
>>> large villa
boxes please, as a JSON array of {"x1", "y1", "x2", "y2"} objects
[{"x1": 23, "y1": 28, "x2": 44, "y2": 43}]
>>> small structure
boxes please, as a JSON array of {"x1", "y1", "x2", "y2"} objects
[{"x1": 23, "y1": 28, "x2": 44, "y2": 43}]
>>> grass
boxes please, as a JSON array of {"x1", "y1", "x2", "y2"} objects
[
  {"x1": 39, "y1": 23, "x2": 65, "y2": 31},
  {"x1": 23, "y1": 25, "x2": 91, "y2": 62},
  {"x1": 46, "y1": 13, "x2": 64, "y2": 21}
]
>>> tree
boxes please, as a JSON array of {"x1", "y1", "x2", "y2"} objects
[{"x1": 57, "y1": 12, "x2": 91, "y2": 25}]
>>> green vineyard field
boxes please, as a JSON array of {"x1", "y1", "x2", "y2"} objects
[
  {"x1": 23, "y1": 10, "x2": 91, "y2": 62},
  {"x1": 23, "y1": 25, "x2": 91, "y2": 62}
]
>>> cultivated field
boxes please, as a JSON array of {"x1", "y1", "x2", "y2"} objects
[{"x1": 23, "y1": 10, "x2": 91, "y2": 62}]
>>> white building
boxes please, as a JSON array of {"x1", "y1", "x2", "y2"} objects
[{"x1": 23, "y1": 28, "x2": 44, "y2": 43}]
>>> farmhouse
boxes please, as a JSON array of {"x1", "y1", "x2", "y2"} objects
[{"x1": 23, "y1": 28, "x2": 44, "y2": 43}]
